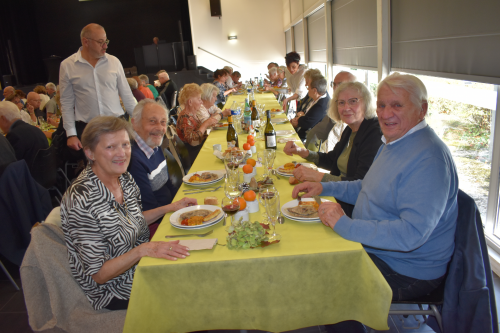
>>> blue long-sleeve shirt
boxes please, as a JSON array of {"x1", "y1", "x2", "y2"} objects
[{"x1": 321, "y1": 125, "x2": 458, "y2": 280}]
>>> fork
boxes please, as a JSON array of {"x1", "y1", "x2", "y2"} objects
[
  {"x1": 165, "y1": 230, "x2": 214, "y2": 238},
  {"x1": 183, "y1": 185, "x2": 222, "y2": 194}
]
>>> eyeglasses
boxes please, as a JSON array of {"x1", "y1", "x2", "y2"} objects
[
  {"x1": 86, "y1": 38, "x2": 110, "y2": 47},
  {"x1": 336, "y1": 98, "x2": 360, "y2": 107}
]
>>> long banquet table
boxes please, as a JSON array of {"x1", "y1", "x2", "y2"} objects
[{"x1": 123, "y1": 92, "x2": 391, "y2": 333}]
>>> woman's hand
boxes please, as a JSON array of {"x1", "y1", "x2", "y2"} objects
[
  {"x1": 222, "y1": 109, "x2": 231, "y2": 117},
  {"x1": 290, "y1": 117, "x2": 299, "y2": 127},
  {"x1": 145, "y1": 240, "x2": 190, "y2": 261},
  {"x1": 283, "y1": 98, "x2": 289, "y2": 112},
  {"x1": 292, "y1": 181, "x2": 323, "y2": 199},
  {"x1": 293, "y1": 166, "x2": 324, "y2": 182},
  {"x1": 296, "y1": 111, "x2": 305, "y2": 118},
  {"x1": 200, "y1": 116, "x2": 219, "y2": 133},
  {"x1": 318, "y1": 202, "x2": 345, "y2": 229},
  {"x1": 170, "y1": 197, "x2": 197, "y2": 211},
  {"x1": 283, "y1": 141, "x2": 310, "y2": 158}
]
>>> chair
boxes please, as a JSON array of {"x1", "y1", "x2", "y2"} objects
[
  {"x1": 0, "y1": 259, "x2": 20, "y2": 290},
  {"x1": 173, "y1": 134, "x2": 193, "y2": 175},
  {"x1": 21, "y1": 218, "x2": 126, "y2": 333},
  {"x1": 163, "y1": 147, "x2": 183, "y2": 190},
  {"x1": 168, "y1": 106, "x2": 180, "y2": 126},
  {"x1": 388, "y1": 190, "x2": 498, "y2": 333}
]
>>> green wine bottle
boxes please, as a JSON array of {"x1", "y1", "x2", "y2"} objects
[
  {"x1": 226, "y1": 116, "x2": 239, "y2": 148},
  {"x1": 264, "y1": 110, "x2": 276, "y2": 149}
]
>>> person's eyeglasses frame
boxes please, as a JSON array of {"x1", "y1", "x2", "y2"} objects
[
  {"x1": 85, "y1": 37, "x2": 110, "y2": 47},
  {"x1": 336, "y1": 97, "x2": 360, "y2": 107}
]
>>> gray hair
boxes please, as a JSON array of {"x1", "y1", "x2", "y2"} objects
[
  {"x1": 377, "y1": 72, "x2": 428, "y2": 111},
  {"x1": 278, "y1": 66, "x2": 286, "y2": 73},
  {"x1": 304, "y1": 68, "x2": 323, "y2": 81},
  {"x1": 0, "y1": 101, "x2": 21, "y2": 122},
  {"x1": 268, "y1": 67, "x2": 278, "y2": 76},
  {"x1": 310, "y1": 77, "x2": 327, "y2": 95},
  {"x1": 200, "y1": 83, "x2": 220, "y2": 101},
  {"x1": 139, "y1": 74, "x2": 149, "y2": 84},
  {"x1": 158, "y1": 72, "x2": 169, "y2": 81},
  {"x1": 81, "y1": 116, "x2": 134, "y2": 162},
  {"x1": 132, "y1": 98, "x2": 168, "y2": 124},
  {"x1": 223, "y1": 66, "x2": 233, "y2": 74},
  {"x1": 80, "y1": 23, "x2": 104, "y2": 40},
  {"x1": 127, "y1": 78, "x2": 138, "y2": 90},
  {"x1": 328, "y1": 81, "x2": 376, "y2": 122},
  {"x1": 46, "y1": 82, "x2": 56, "y2": 91}
]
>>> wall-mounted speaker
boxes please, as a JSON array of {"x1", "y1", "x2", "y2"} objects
[{"x1": 210, "y1": 0, "x2": 222, "y2": 17}]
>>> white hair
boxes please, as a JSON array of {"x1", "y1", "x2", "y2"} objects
[
  {"x1": 268, "y1": 67, "x2": 278, "y2": 76},
  {"x1": 132, "y1": 98, "x2": 168, "y2": 124},
  {"x1": 46, "y1": 82, "x2": 56, "y2": 91},
  {"x1": 158, "y1": 72, "x2": 169, "y2": 81},
  {"x1": 223, "y1": 66, "x2": 233, "y2": 73},
  {"x1": 0, "y1": 101, "x2": 21, "y2": 122},
  {"x1": 378, "y1": 72, "x2": 428, "y2": 111},
  {"x1": 127, "y1": 78, "x2": 138, "y2": 90},
  {"x1": 139, "y1": 74, "x2": 149, "y2": 84},
  {"x1": 200, "y1": 83, "x2": 220, "y2": 101}
]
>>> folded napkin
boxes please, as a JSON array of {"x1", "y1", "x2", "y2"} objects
[{"x1": 179, "y1": 238, "x2": 218, "y2": 250}]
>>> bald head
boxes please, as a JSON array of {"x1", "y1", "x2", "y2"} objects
[
  {"x1": 27, "y1": 92, "x2": 41, "y2": 109},
  {"x1": 3, "y1": 86, "x2": 14, "y2": 99},
  {"x1": 333, "y1": 71, "x2": 356, "y2": 90},
  {"x1": 81, "y1": 23, "x2": 104, "y2": 40},
  {"x1": 158, "y1": 72, "x2": 170, "y2": 84}
]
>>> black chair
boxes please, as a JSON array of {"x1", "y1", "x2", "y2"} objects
[
  {"x1": 173, "y1": 134, "x2": 193, "y2": 175},
  {"x1": 389, "y1": 190, "x2": 498, "y2": 333},
  {"x1": 163, "y1": 147, "x2": 183, "y2": 191},
  {"x1": 171, "y1": 91, "x2": 178, "y2": 109},
  {"x1": 168, "y1": 106, "x2": 179, "y2": 126},
  {"x1": 31, "y1": 146, "x2": 70, "y2": 204}
]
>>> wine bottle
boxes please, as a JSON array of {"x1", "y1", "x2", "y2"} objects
[
  {"x1": 227, "y1": 116, "x2": 239, "y2": 148},
  {"x1": 264, "y1": 110, "x2": 276, "y2": 149},
  {"x1": 251, "y1": 102, "x2": 260, "y2": 129}
]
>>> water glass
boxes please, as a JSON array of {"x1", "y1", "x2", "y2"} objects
[
  {"x1": 258, "y1": 184, "x2": 276, "y2": 225},
  {"x1": 264, "y1": 190, "x2": 281, "y2": 242}
]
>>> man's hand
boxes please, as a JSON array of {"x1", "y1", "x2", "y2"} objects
[
  {"x1": 293, "y1": 166, "x2": 324, "y2": 182},
  {"x1": 318, "y1": 202, "x2": 345, "y2": 229},
  {"x1": 26, "y1": 104, "x2": 34, "y2": 114},
  {"x1": 292, "y1": 181, "x2": 323, "y2": 199},
  {"x1": 67, "y1": 136, "x2": 83, "y2": 151}
]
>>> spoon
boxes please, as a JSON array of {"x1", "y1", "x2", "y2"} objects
[{"x1": 278, "y1": 216, "x2": 285, "y2": 224}]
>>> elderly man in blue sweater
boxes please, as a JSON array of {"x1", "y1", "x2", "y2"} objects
[
  {"x1": 293, "y1": 73, "x2": 458, "y2": 333},
  {"x1": 129, "y1": 99, "x2": 196, "y2": 235}
]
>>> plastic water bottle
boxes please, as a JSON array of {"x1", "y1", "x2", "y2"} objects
[{"x1": 230, "y1": 101, "x2": 239, "y2": 116}]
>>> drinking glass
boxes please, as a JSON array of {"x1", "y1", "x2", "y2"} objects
[
  {"x1": 265, "y1": 149, "x2": 276, "y2": 173},
  {"x1": 258, "y1": 184, "x2": 276, "y2": 225},
  {"x1": 264, "y1": 190, "x2": 281, "y2": 241},
  {"x1": 257, "y1": 151, "x2": 269, "y2": 177},
  {"x1": 221, "y1": 197, "x2": 240, "y2": 226},
  {"x1": 224, "y1": 174, "x2": 242, "y2": 199}
]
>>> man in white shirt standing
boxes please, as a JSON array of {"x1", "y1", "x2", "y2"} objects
[{"x1": 59, "y1": 23, "x2": 137, "y2": 151}]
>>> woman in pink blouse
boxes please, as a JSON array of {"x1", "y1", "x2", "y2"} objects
[{"x1": 176, "y1": 83, "x2": 219, "y2": 162}]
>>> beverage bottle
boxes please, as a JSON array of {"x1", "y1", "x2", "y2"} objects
[
  {"x1": 264, "y1": 110, "x2": 277, "y2": 149},
  {"x1": 230, "y1": 101, "x2": 239, "y2": 116},
  {"x1": 243, "y1": 98, "x2": 252, "y2": 133},
  {"x1": 226, "y1": 116, "x2": 239, "y2": 148},
  {"x1": 259, "y1": 74, "x2": 263, "y2": 88},
  {"x1": 251, "y1": 100, "x2": 260, "y2": 129}
]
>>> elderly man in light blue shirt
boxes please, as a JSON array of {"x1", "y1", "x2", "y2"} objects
[{"x1": 59, "y1": 23, "x2": 137, "y2": 151}]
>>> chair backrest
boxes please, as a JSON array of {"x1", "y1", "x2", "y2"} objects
[
  {"x1": 171, "y1": 91, "x2": 178, "y2": 109},
  {"x1": 173, "y1": 134, "x2": 193, "y2": 175},
  {"x1": 163, "y1": 127, "x2": 186, "y2": 177},
  {"x1": 31, "y1": 145, "x2": 58, "y2": 189},
  {"x1": 163, "y1": 148, "x2": 183, "y2": 192}
]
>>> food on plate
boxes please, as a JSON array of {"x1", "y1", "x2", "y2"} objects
[
  {"x1": 237, "y1": 197, "x2": 246, "y2": 211},
  {"x1": 188, "y1": 172, "x2": 218, "y2": 182},
  {"x1": 286, "y1": 201, "x2": 320, "y2": 218},
  {"x1": 289, "y1": 176, "x2": 300, "y2": 185},
  {"x1": 243, "y1": 190, "x2": 256, "y2": 201},
  {"x1": 180, "y1": 209, "x2": 212, "y2": 220},
  {"x1": 204, "y1": 196, "x2": 219, "y2": 205},
  {"x1": 242, "y1": 164, "x2": 253, "y2": 174},
  {"x1": 203, "y1": 209, "x2": 222, "y2": 222},
  {"x1": 278, "y1": 162, "x2": 302, "y2": 174},
  {"x1": 214, "y1": 123, "x2": 229, "y2": 128},
  {"x1": 222, "y1": 147, "x2": 242, "y2": 157}
]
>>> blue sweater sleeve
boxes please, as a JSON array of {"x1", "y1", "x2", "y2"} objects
[
  {"x1": 334, "y1": 155, "x2": 453, "y2": 252},
  {"x1": 128, "y1": 159, "x2": 160, "y2": 212},
  {"x1": 321, "y1": 180, "x2": 363, "y2": 205}
]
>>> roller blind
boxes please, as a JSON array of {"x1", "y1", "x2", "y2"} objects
[
  {"x1": 331, "y1": 0, "x2": 377, "y2": 68},
  {"x1": 293, "y1": 20, "x2": 305, "y2": 60},
  {"x1": 307, "y1": 7, "x2": 326, "y2": 63},
  {"x1": 392, "y1": 0, "x2": 500, "y2": 79},
  {"x1": 285, "y1": 29, "x2": 292, "y2": 54}
]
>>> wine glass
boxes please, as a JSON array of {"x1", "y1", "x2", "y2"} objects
[
  {"x1": 221, "y1": 197, "x2": 240, "y2": 226},
  {"x1": 224, "y1": 154, "x2": 239, "y2": 177},
  {"x1": 264, "y1": 190, "x2": 281, "y2": 242},
  {"x1": 257, "y1": 151, "x2": 269, "y2": 177},
  {"x1": 224, "y1": 175, "x2": 242, "y2": 199},
  {"x1": 265, "y1": 149, "x2": 276, "y2": 173},
  {"x1": 258, "y1": 184, "x2": 276, "y2": 225}
]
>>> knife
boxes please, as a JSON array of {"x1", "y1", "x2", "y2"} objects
[{"x1": 313, "y1": 196, "x2": 322, "y2": 205}]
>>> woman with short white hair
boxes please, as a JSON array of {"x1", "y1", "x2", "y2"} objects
[
  {"x1": 197, "y1": 83, "x2": 231, "y2": 122},
  {"x1": 127, "y1": 78, "x2": 145, "y2": 102}
]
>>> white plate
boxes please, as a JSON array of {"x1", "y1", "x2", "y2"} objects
[
  {"x1": 281, "y1": 198, "x2": 332, "y2": 221},
  {"x1": 275, "y1": 88, "x2": 289, "y2": 94},
  {"x1": 276, "y1": 163, "x2": 317, "y2": 177},
  {"x1": 270, "y1": 110, "x2": 283, "y2": 115},
  {"x1": 183, "y1": 170, "x2": 225, "y2": 186},
  {"x1": 276, "y1": 130, "x2": 295, "y2": 137},
  {"x1": 170, "y1": 205, "x2": 224, "y2": 229},
  {"x1": 212, "y1": 124, "x2": 228, "y2": 130},
  {"x1": 271, "y1": 118, "x2": 288, "y2": 124},
  {"x1": 285, "y1": 215, "x2": 321, "y2": 223}
]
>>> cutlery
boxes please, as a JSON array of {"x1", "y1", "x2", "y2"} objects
[
  {"x1": 272, "y1": 169, "x2": 281, "y2": 180},
  {"x1": 278, "y1": 216, "x2": 285, "y2": 224},
  {"x1": 183, "y1": 186, "x2": 220, "y2": 192},
  {"x1": 165, "y1": 230, "x2": 213, "y2": 238},
  {"x1": 313, "y1": 196, "x2": 322, "y2": 205},
  {"x1": 183, "y1": 186, "x2": 221, "y2": 194}
]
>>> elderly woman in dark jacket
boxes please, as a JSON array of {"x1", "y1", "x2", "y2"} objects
[{"x1": 284, "y1": 81, "x2": 382, "y2": 217}]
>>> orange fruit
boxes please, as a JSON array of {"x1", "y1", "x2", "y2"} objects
[
  {"x1": 247, "y1": 158, "x2": 256, "y2": 167},
  {"x1": 243, "y1": 143, "x2": 251, "y2": 151},
  {"x1": 248, "y1": 140, "x2": 255, "y2": 146},
  {"x1": 242, "y1": 164, "x2": 253, "y2": 174},
  {"x1": 247, "y1": 135, "x2": 254, "y2": 141},
  {"x1": 244, "y1": 190, "x2": 256, "y2": 201},
  {"x1": 237, "y1": 197, "x2": 246, "y2": 211}
]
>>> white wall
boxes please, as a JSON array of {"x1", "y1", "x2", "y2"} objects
[{"x1": 188, "y1": 0, "x2": 285, "y2": 79}]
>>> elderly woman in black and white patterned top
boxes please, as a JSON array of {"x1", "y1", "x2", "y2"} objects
[{"x1": 60, "y1": 116, "x2": 196, "y2": 311}]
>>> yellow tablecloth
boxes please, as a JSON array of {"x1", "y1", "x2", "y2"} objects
[{"x1": 123, "y1": 93, "x2": 391, "y2": 333}]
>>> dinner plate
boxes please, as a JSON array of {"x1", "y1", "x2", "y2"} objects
[
  {"x1": 275, "y1": 130, "x2": 295, "y2": 137},
  {"x1": 182, "y1": 170, "x2": 225, "y2": 186},
  {"x1": 275, "y1": 163, "x2": 317, "y2": 177},
  {"x1": 269, "y1": 110, "x2": 283, "y2": 115},
  {"x1": 212, "y1": 124, "x2": 228, "y2": 130},
  {"x1": 271, "y1": 118, "x2": 289, "y2": 124},
  {"x1": 284, "y1": 215, "x2": 321, "y2": 223},
  {"x1": 281, "y1": 198, "x2": 332, "y2": 221},
  {"x1": 170, "y1": 205, "x2": 224, "y2": 229},
  {"x1": 275, "y1": 88, "x2": 289, "y2": 94}
]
